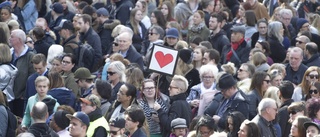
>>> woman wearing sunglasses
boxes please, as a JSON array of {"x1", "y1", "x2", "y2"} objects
[
  {"x1": 288, "y1": 101, "x2": 307, "y2": 123},
  {"x1": 107, "y1": 61, "x2": 126, "y2": 103},
  {"x1": 305, "y1": 81, "x2": 320, "y2": 101},
  {"x1": 292, "y1": 66, "x2": 320, "y2": 102}
]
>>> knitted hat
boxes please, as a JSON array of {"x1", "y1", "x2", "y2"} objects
[
  {"x1": 42, "y1": 98, "x2": 56, "y2": 116},
  {"x1": 179, "y1": 49, "x2": 193, "y2": 64},
  {"x1": 296, "y1": 18, "x2": 308, "y2": 30},
  {"x1": 54, "y1": 110, "x2": 70, "y2": 129}
]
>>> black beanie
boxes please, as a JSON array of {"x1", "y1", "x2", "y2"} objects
[
  {"x1": 42, "y1": 98, "x2": 56, "y2": 116},
  {"x1": 179, "y1": 49, "x2": 193, "y2": 64},
  {"x1": 54, "y1": 110, "x2": 70, "y2": 129}
]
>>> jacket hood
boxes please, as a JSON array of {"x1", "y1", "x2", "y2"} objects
[
  {"x1": 103, "y1": 19, "x2": 121, "y2": 29},
  {"x1": 29, "y1": 123, "x2": 54, "y2": 137}
]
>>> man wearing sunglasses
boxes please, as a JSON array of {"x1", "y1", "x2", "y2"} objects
[
  {"x1": 109, "y1": 117, "x2": 126, "y2": 137},
  {"x1": 295, "y1": 35, "x2": 310, "y2": 51}
]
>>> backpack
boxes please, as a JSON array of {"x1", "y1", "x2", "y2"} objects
[
  {"x1": 72, "y1": 41, "x2": 95, "y2": 71},
  {"x1": 0, "y1": 104, "x2": 17, "y2": 137}
]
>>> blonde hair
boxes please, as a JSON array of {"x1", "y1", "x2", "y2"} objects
[
  {"x1": 175, "y1": 40, "x2": 188, "y2": 49},
  {"x1": 221, "y1": 62, "x2": 237, "y2": 76},
  {"x1": 264, "y1": 86, "x2": 281, "y2": 106},
  {"x1": 35, "y1": 76, "x2": 50, "y2": 86},
  {"x1": 111, "y1": 25, "x2": 126, "y2": 37},
  {"x1": 172, "y1": 75, "x2": 189, "y2": 93},
  {"x1": 0, "y1": 43, "x2": 12, "y2": 63}
]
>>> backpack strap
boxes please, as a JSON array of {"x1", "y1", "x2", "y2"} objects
[{"x1": 231, "y1": 48, "x2": 242, "y2": 65}]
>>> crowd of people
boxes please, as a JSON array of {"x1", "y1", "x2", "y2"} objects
[{"x1": 1, "y1": 0, "x2": 320, "y2": 136}]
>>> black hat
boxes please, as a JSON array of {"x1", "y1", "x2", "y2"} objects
[
  {"x1": 179, "y1": 49, "x2": 193, "y2": 64},
  {"x1": 216, "y1": 73, "x2": 237, "y2": 91},
  {"x1": 109, "y1": 117, "x2": 125, "y2": 128},
  {"x1": 51, "y1": 2, "x2": 64, "y2": 14},
  {"x1": 54, "y1": 19, "x2": 74, "y2": 31},
  {"x1": 304, "y1": 121, "x2": 320, "y2": 131},
  {"x1": 54, "y1": 110, "x2": 70, "y2": 129},
  {"x1": 42, "y1": 97, "x2": 56, "y2": 116}
]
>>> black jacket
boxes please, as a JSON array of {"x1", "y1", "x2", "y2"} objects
[
  {"x1": 221, "y1": 40, "x2": 250, "y2": 68},
  {"x1": 216, "y1": 90, "x2": 249, "y2": 130},
  {"x1": 28, "y1": 123, "x2": 59, "y2": 137},
  {"x1": 284, "y1": 64, "x2": 308, "y2": 85},
  {"x1": 157, "y1": 93, "x2": 192, "y2": 137},
  {"x1": 209, "y1": 30, "x2": 230, "y2": 54},
  {"x1": 123, "y1": 46, "x2": 144, "y2": 70},
  {"x1": 127, "y1": 22, "x2": 148, "y2": 53},
  {"x1": 268, "y1": 36, "x2": 286, "y2": 63},
  {"x1": 79, "y1": 27, "x2": 103, "y2": 71},
  {"x1": 278, "y1": 99, "x2": 294, "y2": 137},
  {"x1": 130, "y1": 128, "x2": 147, "y2": 137},
  {"x1": 98, "y1": 19, "x2": 121, "y2": 55},
  {"x1": 111, "y1": 0, "x2": 134, "y2": 24},
  {"x1": 251, "y1": 32, "x2": 267, "y2": 48},
  {"x1": 34, "y1": 39, "x2": 50, "y2": 57},
  {"x1": 303, "y1": 54, "x2": 320, "y2": 67},
  {"x1": 204, "y1": 92, "x2": 224, "y2": 116},
  {"x1": 62, "y1": 35, "x2": 78, "y2": 54},
  {"x1": 247, "y1": 89, "x2": 262, "y2": 120}
]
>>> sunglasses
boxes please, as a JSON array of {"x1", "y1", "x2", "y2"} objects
[
  {"x1": 107, "y1": 71, "x2": 116, "y2": 75},
  {"x1": 289, "y1": 110, "x2": 298, "y2": 115},
  {"x1": 296, "y1": 40, "x2": 304, "y2": 44},
  {"x1": 309, "y1": 74, "x2": 319, "y2": 79},
  {"x1": 264, "y1": 80, "x2": 270, "y2": 84},
  {"x1": 309, "y1": 89, "x2": 318, "y2": 94},
  {"x1": 148, "y1": 32, "x2": 158, "y2": 35},
  {"x1": 113, "y1": 42, "x2": 118, "y2": 46}
]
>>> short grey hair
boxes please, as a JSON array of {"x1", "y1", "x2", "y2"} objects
[
  {"x1": 258, "y1": 98, "x2": 276, "y2": 114},
  {"x1": 109, "y1": 61, "x2": 126, "y2": 82},
  {"x1": 120, "y1": 27, "x2": 134, "y2": 38},
  {"x1": 268, "y1": 21, "x2": 284, "y2": 43},
  {"x1": 172, "y1": 75, "x2": 189, "y2": 93},
  {"x1": 279, "y1": 9, "x2": 293, "y2": 18},
  {"x1": 199, "y1": 64, "x2": 219, "y2": 82},
  {"x1": 12, "y1": 29, "x2": 26, "y2": 43},
  {"x1": 290, "y1": 47, "x2": 304, "y2": 58},
  {"x1": 150, "y1": 25, "x2": 165, "y2": 39}
]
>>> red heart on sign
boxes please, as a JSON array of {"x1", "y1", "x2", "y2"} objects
[{"x1": 155, "y1": 51, "x2": 173, "y2": 68}]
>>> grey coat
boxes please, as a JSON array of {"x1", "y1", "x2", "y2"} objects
[{"x1": 0, "y1": 64, "x2": 18, "y2": 102}]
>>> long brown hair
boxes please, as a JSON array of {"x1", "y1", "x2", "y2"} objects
[
  {"x1": 129, "y1": 8, "x2": 141, "y2": 35},
  {"x1": 48, "y1": 71, "x2": 65, "y2": 89},
  {"x1": 250, "y1": 71, "x2": 270, "y2": 98},
  {"x1": 299, "y1": 66, "x2": 320, "y2": 96}
]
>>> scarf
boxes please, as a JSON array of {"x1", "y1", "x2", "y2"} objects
[
  {"x1": 226, "y1": 38, "x2": 244, "y2": 61},
  {"x1": 190, "y1": 22, "x2": 206, "y2": 33}
]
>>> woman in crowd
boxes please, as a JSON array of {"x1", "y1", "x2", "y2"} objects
[
  {"x1": 19, "y1": 0, "x2": 41, "y2": 32},
  {"x1": 126, "y1": 66, "x2": 144, "y2": 98},
  {"x1": 187, "y1": 64, "x2": 218, "y2": 116},
  {"x1": 251, "y1": 19, "x2": 268, "y2": 48},
  {"x1": 135, "y1": 0, "x2": 151, "y2": 29},
  {"x1": 107, "y1": 61, "x2": 126, "y2": 103},
  {"x1": 0, "y1": 6, "x2": 16, "y2": 23},
  {"x1": 195, "y1": 116, "x2": 216, "y2": 137},
  {"x1": 254, "y1": 41, "x2": 273, "y2": 65},
  {"x1": 105, "y1": 83, "x2": 138, "y2": 121},
  {"x1": 269, "y1": 7, "x2": 282, "y2": 22},
  {"x1": 0, "y1": 43, "x2": 18, "y2": 104},
  {"x1": 187, "y1": 10, "x2": 210, "y2": 43},
  {"x1": 237, "y1": 63, "x2": 255, "y2": 93},
  {"x1": 238, "y1": 119, "x2": 261, "y2": 137},
  {"x1": 305, "y1": 81, "x2": 320, "y2": 101},
  {"x1": 247, "y1": 71, "x2": 271, "y2": 119},
  {"x1": 143, "y1": 25, "x2": 165, "y2": 65},
  {"x1": 288, "y1": 101, "x2": 307, "y2": 123},
  {"x1": 292, "y1": 66, "x2": 320, "y2": 102},
  {"x1": 92, "y1": 79, "x2": 112, "y2": 116},
  {"x1": 22, "y1": 76, "x2": 59, "y2": 128},
  {"x1": 160, "y1": 1, "x2": 175, "y2": 22},
  {"x1": 268, "y1": 69, "x2": 283, "y2": 87},
  {"x1": 252, "y1": 52, "x2": 270, "y2": 72},
  {"x1": 267, "y1": 21, "x2": 286, "y2": 63},
  {"x1": 192, "y1": 46, "x2": 207, "y2": 71},
  {"x1": 0, "y1": 22, "x2": 10, "y2": 45},
  {"x1": 244, "y1": 10, "x2": 257, "y2": 45},
  {"x1": 290, "y1": 116, "x2": 311, "y2": 137},
  {"x1": 127, "y1": 8, "x2": 147, "y2": 53},
  {"x1": 138, "y1": 79, "x2": 169, "y2": 137},
  {"x1": 61, "y1": 53, "x2": 79, "y2": 97},
  {"x1": 150, "y1": 10, "x2": 167, "y2": 30},
  {"x1": 226, "y1": 111, "x2": 246, "y2": 137},
  {"x1": 233, "y1": 4, "x2": 245, "y2": 25},
  {"x1": 268, "y1": 63, "x2": 286, "y2": 78},
  {"x1": 307, "y1": 98, "x2": 320, "y2": 124},
  {"x1": 47, "y1": 71, "x2": 76, "y2": 109},
  {"x1": 49, "y1": 55, "x2": 63, "y2": 73},
  {"x1": 264, "y1": 86, "x2": 281, "y2": 107},
  {"x1": 101, "y1": 53, "x2": 130, "y2": 81}
]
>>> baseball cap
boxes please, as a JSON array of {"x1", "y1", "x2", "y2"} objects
[
  {"x1": 304, "y1": 121, "x2": 320, "y2": 131},
  {"x1": 51, "y1": 2, "x2": 64, "y2": 14},
  {"x1": 109, "y1": 117, "x2": 125, "y2": 128},
  {"x1": 171, "y1": 118, "x2": 187, "y2": 129},
  {"x1": 66, "y1": 112, "x2": 90, "y2": 127},
  {"x1": 74, "y1": 67, "x2": 96, "y2": 79},
  {"x1": 54, "y1": 19, "x2": 74, "y2": 31},
  {"x1": 79, "y1": 94, "x2": 101, "y2": 108},
  {"x1": 96, "y1": 8, "x2": 109, "y2": 17},
  {"x1": 166, "y1": 28, "x2": 179, "y2": 38}
]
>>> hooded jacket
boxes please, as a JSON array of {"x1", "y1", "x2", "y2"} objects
[
  {"x1": 29, "y1": 123, "x2": 58, "y2": 137},
  {"x1": 209, "y1": 30, "x2": 230, "y2": 54},
  {"x1": 0, "y1": 64, "x2": 18, "y2": 102},
  {"x1": 98, "y1": 19, "x2": 121, "y2": 55}
]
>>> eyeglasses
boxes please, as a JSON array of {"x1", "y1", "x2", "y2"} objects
[
  {"x1": 144, "y1": 87, "x2": 155, "y2": 91},
  {"x1": 238, "y1": 69, "x2": 247, "y2": 72},
  {"x1": 107, "y1": 71, "x2": 116, "y2": 75},
  {"x1": 148, "y1": 32, "x2": 158, "y2": 35},
  {"x1": 309, "y1": 74, "x2": 319, "y2": 79},
  {"x1": 296, "y1": 40, "x2": 304, "y2": 44},
  {"x1": 107, "y1": 129, "x2": 121, "y2": 135},
  {"x1": 264, "y1": 80, "x2": 270, "y2": 84},
  {"x1": 289, "y1": 110, "x2": 298, "y2": 115},
  {"x1": 62, "y1": 60, "x2": 71, "y2": 64},
  {"x1": 309, "y1": 89, "x2": 318, "y2": 94}
]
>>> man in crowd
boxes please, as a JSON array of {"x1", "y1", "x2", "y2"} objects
[
  {"x1": 201, "y1": 0, "x2": 215, "y2": 27},
  {"x1": 110, "y1": 0, "x2": 134, "y2": 24},
  {"x1": 28, "y1": 102, "x2": 59, "y2": 137},
  {"x1": 67, "y1": 112, "x2": 90, "y2": 137},
  {"x1": 213, "y1": 73, "x2": 249, "y2": 130},
  {"x1": 303, "y1": 42, "x2": 320, "y2": 67},
  {"x1": 124, "y1": 105, "x2": 147, "y2": 137},
  {"x1": 56, "y1": 19, "x2": 78, "y2": 54},
  {"x1": 77, "y1": 14, "x2": 102, "y2": 71},
  {"x1": 295, "y1": 35, "x2": 310, "y2": 51},
  {"x1": 278, "y1": 81, "x2": 294, "y2": 137},
  {"x1": 202, "y1": 49, "x2": 220, "y2": 66},
  {"x1": 109, "y1": 117, "x2": 126, "y2": 137},
  {"x1": 10, "y1": 29, "x2": 35, "y2": 117},
  {"x1": 50, "y1": 2, "x2": 64, "y2": 44},
  {"x1": 284, "y1": 47, "x2": 308, "y2": 86},
  {"x1": 74, "y1": 67, "x2": 96, "y2": 98},
  {"x1": 279, "y1": 9, "x2": 296, "y2": 39},
  {"x1": 50, "y1": 110, "x2": 72, "y2": 136},
  {"x1": 304, "y1": 122, "x2": 320, "y2": 137},
  {"x1": 35, "y1": 18, "x2": 56, "y2": 45},
  {"x1": 208, "y1": 12, "x2": 230, "y2": 54},
  {"x1": 252, "y1": 98, "x2": 278, "y2": 137}
]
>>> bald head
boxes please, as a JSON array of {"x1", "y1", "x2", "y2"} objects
[
  {"x1": 31, "y1": 102, "x2": 48, "y2": 121},
  {"x1": 296, "y1": 35, "x2": 310, "y2": 49},
  {"x1": 35, "y1": 18, "x2": 48, "y2": 31},
  {"x1": 306, "y1": 42, "x2": 318, "y2": 56}
]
